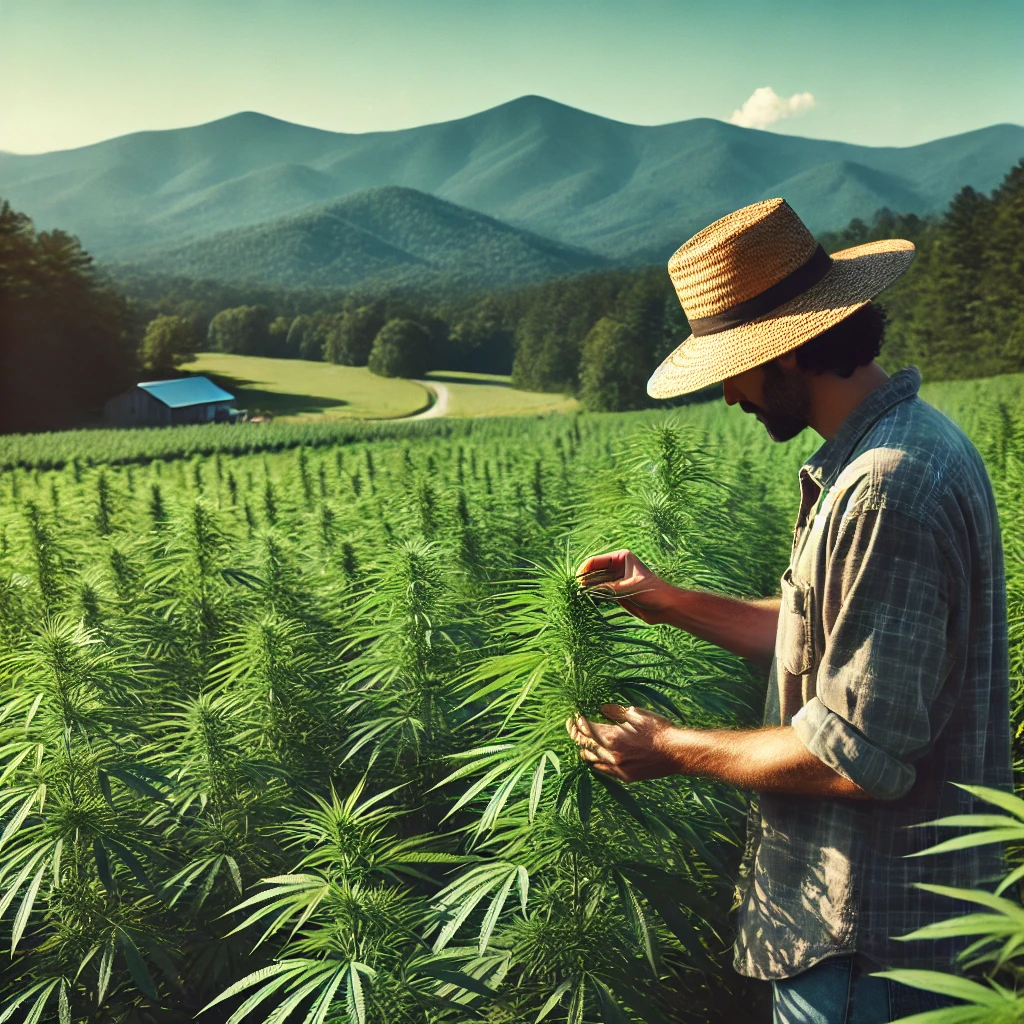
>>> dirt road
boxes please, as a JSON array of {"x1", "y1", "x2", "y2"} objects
[{"x1": 405, "y1": 381, "x2": 451, "y2": 420}]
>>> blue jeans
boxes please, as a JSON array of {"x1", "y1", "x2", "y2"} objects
[{"x1": 773, "y1": 955, "x2": 958, "y2": 1023}]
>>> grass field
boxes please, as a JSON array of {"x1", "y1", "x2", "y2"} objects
[
  {"x1": 178, "y1": 354, "x2": 579, "y2": 421},
  {"x1": 423, "y1": 370, "x2": 578, "y2": 416},
  {"x1": 179, "y1": 353, "x2": 432, "y2": 419}
]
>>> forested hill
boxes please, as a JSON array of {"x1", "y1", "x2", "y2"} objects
[
  {"x1": 124, "y1": 186, "x2": 608, "y2": 291},
  {"x1": 1, "y1": 96, "x2": 1021, "y2": 264}
]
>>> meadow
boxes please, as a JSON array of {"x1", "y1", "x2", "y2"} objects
[
  {"x1": 0, "y1": 375, "x2": 1020, "y2": 1023},
  {"x1": 177, "y1": 354, "x2": 579, "y2": 423}
]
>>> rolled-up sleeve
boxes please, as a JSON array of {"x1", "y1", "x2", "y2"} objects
[{"x1": 792, "y1": 505, "x2": 958, "y2": 800}]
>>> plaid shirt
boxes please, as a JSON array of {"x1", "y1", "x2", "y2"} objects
[{"x1": 733, "y1": 367, "x2": 1013, "y2": 981}]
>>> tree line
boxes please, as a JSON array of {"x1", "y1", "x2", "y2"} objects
[{"x1": 2, "y1": 157, "x2": 1021, "y2": 432}]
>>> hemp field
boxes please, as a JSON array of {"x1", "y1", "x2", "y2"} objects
[{"x1": 0, "y1": 374, "x2": 1019, "y2": 1022}]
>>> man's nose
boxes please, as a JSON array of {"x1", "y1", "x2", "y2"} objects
[{"x1": 722, "y1": 378, "x2": 740, "y2": 406}]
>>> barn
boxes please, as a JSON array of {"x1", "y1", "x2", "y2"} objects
[{"x1": 104, "y1": 377, "x2": 239, "y2": 427}]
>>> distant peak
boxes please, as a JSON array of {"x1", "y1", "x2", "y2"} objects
[{"x1": 192, "y1": 110, "x2": 335, "y2": 135}]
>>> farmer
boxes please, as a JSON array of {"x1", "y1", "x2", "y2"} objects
[{"x1": 568, "y1": 199, "x2": 1011, "y2": 1023}]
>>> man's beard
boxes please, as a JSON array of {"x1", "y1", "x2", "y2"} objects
[{"x1": 739, "y1": 361, "x2": 811, "y2": 442}]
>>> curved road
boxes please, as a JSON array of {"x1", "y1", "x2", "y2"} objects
[{"x1": 405, "y1": 381, "x2": 451, "y2": 420}]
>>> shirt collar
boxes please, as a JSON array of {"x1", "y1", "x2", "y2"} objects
[{"x1": 802, "y1": 366, "x2": 922, "y2": 491}]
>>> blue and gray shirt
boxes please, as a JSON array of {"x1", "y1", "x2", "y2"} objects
[{"x1": 734, "y1": 366, "x2": 1013, "y2": 980}]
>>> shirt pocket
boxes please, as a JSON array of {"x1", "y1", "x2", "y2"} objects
[{"x1": 777, "y1": 566, "x2": 816, "y2": 677}]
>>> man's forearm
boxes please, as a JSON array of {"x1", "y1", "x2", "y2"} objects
[
  {"x1": 657, "y1": 589, "x2": 780, "y2": 666},
  {"x1": 665, "y1": 724, "x2": 868, "y2": 799}
]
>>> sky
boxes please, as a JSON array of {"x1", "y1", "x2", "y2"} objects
[{"x1": 1, "y1": 0, "x2": 1022, "y2": 154}]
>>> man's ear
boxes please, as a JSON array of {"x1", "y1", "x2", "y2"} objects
[{"x1": 776, "y1": 350, "x2": 799, "y2": 371}]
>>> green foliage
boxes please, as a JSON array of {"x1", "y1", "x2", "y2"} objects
[
  {"x1": 367, "y1": 319, "x2": 431, "y2": 379},
  {"x1": 128, "y1": 186, "x2": 606, "y2": 293},
  {"x1": 823, "y1": 160, "x2": 1024, "y2": 383},
  {"x1": 138, "y1": 314, "x2": 196, "y2": 372},
  {"x1": 286, "y1": 315, "x2": 324, "y2": 361},
  {"x1": 579, "y1": 318, "x2": 651, "y2": 412},
  {"x1": 0, "y1": 362, "x2": 1020, "y2": 1020},
  {"x1": 0, "y1": 200, "x2": 137, "y2": 433},
  {"x1": 872, "y1": 787, "x2": 1024, "y2": 1022},
  {"x1": 324, "y1": 304, "x2": 386, "y2": 367},
  {"x1": 208, "y1": 305, "x2": 274, "y2": 356},
  {"x1": 0, "y1": 398, "x2": 823, "y2": 1021}
]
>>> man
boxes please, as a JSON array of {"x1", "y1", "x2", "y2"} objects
[{"x1": 568, "y1": 199, "x2": 1011, "y2": 1023}]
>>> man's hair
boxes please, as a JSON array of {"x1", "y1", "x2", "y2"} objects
[{"x1": 792, "y1": 301, "x2": 887, "y2": 378}]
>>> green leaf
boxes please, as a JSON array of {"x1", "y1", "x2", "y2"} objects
[
  {"x1": 555, "y1": 767, "x2": 580, "y2": 812},
  {"x1": 200, "y1": 962, "x2": 296, "y2": 1015},
  {"x1": 434, "y1": 869, "x2": 512, "y2": 952},
  {"x1": 907, "y1": 828, "x2": 1024, "y2": 857},
  {"x1": 264, "y1": 970, "x2": 330, "y2": 1024},
  {"x1": 517, "y1": 864, "x2": 530, "y2": 915},
  {"x1": 119, "y1": 930, "x2": 157, "y2": 1000},
  {"x1": 874, "y1": 969, "x2": 1007, "y2": 1007},
  {"x1": 57, "y1": 983, "x2": 70, "y2": 1024},
  {"x1": 577, "y1": 769, "x2": 592, "y2": 828},
  {"x1": 105, "y1": 764, "x2": 169, "y2": 803},
  {"x1": 593, "y1": 771, "x2": 649, "y2": 827},
  {"x1": 620, "y1": 866, "x2": 716, "y2": 967},
  {"x1": 97, "y1": 769, "x2": 115, "y2": 810},
  {"x1": 221, "y1": 567, "x2": 264, "y2": 589},
  {"x1": 93, "y1": 839, "x2": 114, "y2": 893},
  {"x1": 222, "y1": 970, "x2": 300, "y2": 1024},
  {"x1": 528, "y1": 754, "x2": 547, "y2": 822},
  {"x1": 895, "y1": 913, "x2": 1019, "y2": 942},
  {"x1": 97, "y1": 941, "x2": 115, "y2": 1002},
  {"x1": 105, "y1": 837, "x2": 155, "y2": 891},
  {"x1": 0, "y1": 846, "x2": 49, "y2": 922},
  {"x1": 592, "y1": 979, "x2": 631, "y2": 1024},
  {"x1": 418, "y1": 965, "x2": 497, "y2": 999},
  {"x1": 0, "y1": 786, "x2": 43, "y2": 851},
  {"x1": 614, "y1": 871, "x2": 659, "y2": 973},
  {"x1": 477, "y1": 870, "x2": 517, "y2": 953},
  {"x1": 953, "y1": 784, "x2": 1024, "y2": 822},
  {"x1": 477, "y1": 764, "x2": 530, "y2": 833},
  {"x1": 910, "y1": 883, "x2": 1024, "y2": 919},
  {"x1": 442, "y1": 761, "x2": 518, "y2": 819},
  {"x1": 302, "y1": 965, "x2": 348, "y2": 1024},
  {"x1": 618, "y1": 682, "x2": 682, "y2": 720},
  {"x1": 916, "y1": 814, "x2": 1024, "y2": 830},
  {"x1": 0, "y1": 980, "x2": 59, "y2": 1024},
  {"x1": 995, "y1": 860, "x2": 1024, "y2": 897},
  {"x1": 11, "y1": 862, "x2": 45, "y2": 955},
  {"x1": 535, "y1": 978, "x2": 573, "y2": 1022},
  {"x1": 348, "y1": 961, "x2": 371, "y2": 1024}
]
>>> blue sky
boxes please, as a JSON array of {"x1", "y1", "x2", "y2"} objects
[{"x1": 1, "y1": 0, "x2": 1021, "y2": 153}]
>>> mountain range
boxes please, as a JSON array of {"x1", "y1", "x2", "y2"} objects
[{"x1": 1, "y1": 95, "x2": 1021, "y2": 286}]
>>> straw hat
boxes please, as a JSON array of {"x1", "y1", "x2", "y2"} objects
[{"x1": 646, "y1": 198, "x2": 916, "y2": 399}]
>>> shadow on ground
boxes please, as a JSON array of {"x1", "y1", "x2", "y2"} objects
[
  {"x1": 217, "y1": 383, "x2": 348, "y2": 416},
  {"x1": 427, "y1": 373, "x2": 513, "y2": 388}
]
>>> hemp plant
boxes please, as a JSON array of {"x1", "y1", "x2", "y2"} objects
[{"x1": 429, "y1": 556, "x2": 736, "y2": 1022}]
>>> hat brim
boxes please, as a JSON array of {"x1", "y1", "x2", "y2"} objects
[{"x1": 647, "y1": 238, "x2": 916, "y2": 399}]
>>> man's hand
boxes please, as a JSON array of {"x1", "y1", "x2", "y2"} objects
[
  {"x1": 576, "y1": 547, "x2": 781, "y2": 665},
  {"x1": 576, "y1": 550, "x2": 677, "y2": 625},
  {"x1": 566, "y1": 703, "x2": 683, "y2": 782},
  {"x1": 567, "y1": 705, "x2": 872, "y2": 799}
]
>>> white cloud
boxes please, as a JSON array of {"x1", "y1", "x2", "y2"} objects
[{"x1": 728, "y1": 87, "x2": 817, "y2": 130}]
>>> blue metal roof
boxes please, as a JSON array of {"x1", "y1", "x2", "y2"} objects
[{"x1": 138, "y1": 376, "x2": 234, "y2": 409}]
